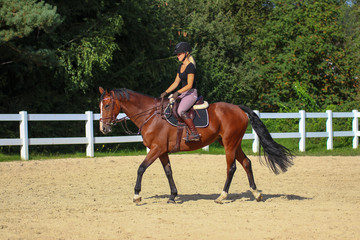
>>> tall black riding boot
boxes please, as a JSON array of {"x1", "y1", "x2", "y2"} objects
[{"x1": 181, "y1": 112, "x2": 200, "y2": 142}]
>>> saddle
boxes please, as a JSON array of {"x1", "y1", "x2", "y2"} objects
[
  {"x1": 164, "y1": 96, "x2": 209, "y2": 128},
  {"x1": 172, "y1": 96, "x2": 207, "y2": 123},
  {"x1": 163, "y1": 95, "x2": 209, "y2": 153}
]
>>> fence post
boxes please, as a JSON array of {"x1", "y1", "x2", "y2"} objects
[
  {"x1": 353, "y1": 110, "x2": 359, "y2": 149},
  {"x1": 252, "y1": 110, "x2": 260, "y2": 153},
  {"x1": 326, "y1": 110, "x2": 333, "y2": 150},
  {"x1": 202, "y1": 145, "x2": 209, "y2": 151},
  {"x1": 299, "y1": 110, "x2": 306, "y2": 152},
  {"x1": 86, "y1": 111, "x2": 94, "y2": 157},
  {"x1": 19, "y1": 111, "x2": 29, "y2": 160}
]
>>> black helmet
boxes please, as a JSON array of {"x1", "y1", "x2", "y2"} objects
[{"x1": 174, "y1": 42, "x2": 192, "y2": 55}]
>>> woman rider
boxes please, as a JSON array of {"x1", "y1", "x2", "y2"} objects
[{"x1": 160, "y1": 42, "x2": 200, "y2": 142}]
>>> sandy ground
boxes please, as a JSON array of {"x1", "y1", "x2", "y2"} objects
[{"x1": 0, "y1": 154, "x2": 359, "y2": 240}]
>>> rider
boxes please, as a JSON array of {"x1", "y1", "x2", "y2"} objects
[{"x1": 160, "y1": 42, "x2": 200, "y2": 142}]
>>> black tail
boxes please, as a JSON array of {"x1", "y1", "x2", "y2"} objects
[{"x1": 239, "y1": 105, "x2": 294, "y2": 174}]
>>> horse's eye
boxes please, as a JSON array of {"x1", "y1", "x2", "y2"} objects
[{"x1": 105, "y1": 104, "x2": 110, "y2": 109}]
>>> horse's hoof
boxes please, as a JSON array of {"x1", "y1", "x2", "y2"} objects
[
  {"x1": 214, "y1": 191, "x2": 227, "y2": 204},
  {"x1": 250, "y1": 189, "x2": 263, "y2": 202},
  {"x1": 255, "y1": 193, "x2": 263, "y2": 202},
  {"x1": 133, "y1": 195, "x2": 142, "y2": 204},
  {"x1": 167, "y1": 199, "x2": 176, "y2": 204}
]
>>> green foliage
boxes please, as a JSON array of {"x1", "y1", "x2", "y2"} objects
[
  {"x1": 53, "y1": 0, "x2": 176, "y2": 94},
  {"x1": 58, "y1": 15, "x2": 123, "y2": 91},
  {"x1": 292, "y1": 81, "x2": 320, "y2": 112},
  {"x1": 166, "y1": 0, "x2": 272, "y2": 106},
  {"x1": 0, "y1": 0, "x2": 62, "y2": 42},
  {"x1": 0, "y1": 0, "x2": 64, "y2": 119},
  {"x1": 0, "y1": 0, "x2": 62, "y2": 68},
  {"x1": 342, "y1": 2, "x2": 360, "y2": 103},
  {"x1": 245, "y1": 0, "x2": 359, "y2": 111}
]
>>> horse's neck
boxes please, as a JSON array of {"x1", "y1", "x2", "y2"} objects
[{"x1": 119, "y1": 92, "x2": 156, "y2": 126}]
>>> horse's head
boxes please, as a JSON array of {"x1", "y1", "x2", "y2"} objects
[{"x1": 99, "y1": 87, "x2": 119, "y2": 134}]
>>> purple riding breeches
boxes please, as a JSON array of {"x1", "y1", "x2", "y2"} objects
[{"x1": 177, "y1": 89, "x2": 198, "y2": 116}]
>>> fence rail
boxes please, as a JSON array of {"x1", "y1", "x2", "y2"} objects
[{"x1": 0, "y1": 110, "x2": 359, "y2": 160}]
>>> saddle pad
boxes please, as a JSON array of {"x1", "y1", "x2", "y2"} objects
[{"x1": 164, "y1": 105, "x2": 209, "y2": 128}]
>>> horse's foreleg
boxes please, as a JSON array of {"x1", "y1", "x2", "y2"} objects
[
  {"x1": 133, "y1": 162, "x2": 147, "y2": 203},
  {"x1": 215, "y1": 153, "x2": 236, "y2": 204},
  {"x1": 159, "y1": 153, "x2": 178, "y2": 203},
  {"x1": 134, "y1": 147, "x2": 161, "y2": 204},
  {"x1": 236, "y1": 149, "x2": 263, "y2": 202}
]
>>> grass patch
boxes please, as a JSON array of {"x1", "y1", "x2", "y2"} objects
[
  {"x1": 1, "y1": 138, "x2": 360, "y2": 162},
  {"x1": 0, "y1": 153, "x2": 21, "y2": 162}
]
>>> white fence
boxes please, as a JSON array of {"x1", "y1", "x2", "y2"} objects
[{"x1": 0, "y1": 110, "x2": 359, "y2": 160}]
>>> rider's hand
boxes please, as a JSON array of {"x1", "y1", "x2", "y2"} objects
[
  {"x1": 160, "y1": 91, "x2": 168, "y2": 98},
  {"x1": 172, "y1": 91, "x2": 180, "y2": 99}
]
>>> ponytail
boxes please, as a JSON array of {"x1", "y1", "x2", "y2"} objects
[{"x1": 188, "y1": 55, "x2": 196, "y2": 68}]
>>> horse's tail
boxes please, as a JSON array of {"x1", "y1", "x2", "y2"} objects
[{"x1": 239, "y1": 105, "x2": 294, "y2": 174}]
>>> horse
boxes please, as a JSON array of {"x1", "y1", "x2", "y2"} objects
[{"x1": 98, "y1": 87, "x2": 294, "y2": 204}]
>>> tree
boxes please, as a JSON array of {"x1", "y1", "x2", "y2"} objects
[
  {"x1": 166, "y1": 0, "x2": 272, "y2": 107},
  {"x1": 0, "y1": 0, "x2": 62, "y2": 67},
  {"x1": 0, "y1": 0, "x2": 176, "y2": 114},
  {"x1": 54, "y1": 0, "x2": 176, "y2": 95},
  {"x1": 245, "y1": 0, "x2": 359, "y2": 111},
  {"x1": 0, "y1": 0, "x2": 62, "y2": 113},
  {"x1": 342, "y1": 1, "x2": 360, "y2": 105},
  {"x1": 0, "y1": 0, "x2": 61, "y2": 42},
  {"x1": 0, "y1": 0, "x2": 177, "y2": 153}
]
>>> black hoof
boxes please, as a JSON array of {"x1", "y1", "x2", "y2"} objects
[{"x1": 167, "y1": 199, "x2": 176, "y2": 204}]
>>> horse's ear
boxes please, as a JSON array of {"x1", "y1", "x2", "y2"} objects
[{"x1": 99, "y1": 87, "x2": 105, "y2": 94}]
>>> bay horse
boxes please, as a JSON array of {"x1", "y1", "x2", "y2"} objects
[{"x1": 99, "y1": 87, "x2": 293, "y2": 204}]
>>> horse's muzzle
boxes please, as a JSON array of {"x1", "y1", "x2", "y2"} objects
[{"x1": 100, "y1": 122, "x2": 112, "y2": 135}]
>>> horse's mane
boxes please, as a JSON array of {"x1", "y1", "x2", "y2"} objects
[
  {"x1": 113, "y1": 88, "x2": 131, "y2": 101},
  {"x1": 100, "y1": 88, "x2": 156, "y2": 102},
  {"x1": 113, "y1": 88, "x2": 156, "y2": 101},
  {"x1": 99, "y1": 88, "x2": 131, "y2": 101}
]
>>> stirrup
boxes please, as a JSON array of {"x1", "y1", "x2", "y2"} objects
[{"x1": 184, "y1": 133, "x2": 201, "y2": 142}]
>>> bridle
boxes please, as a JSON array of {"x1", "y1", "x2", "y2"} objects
[
  {"x1": 99, "y1": 96, "x2": 164, "y2": 135},
  {"x1": 99, "y1": 97, "x2": 120, "y2": 124}
]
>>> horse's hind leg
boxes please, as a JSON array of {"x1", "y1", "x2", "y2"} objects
[
  {"x1": 236, "y1": 147, "x2": 263, "y2": 202},
  {"x1": 159, "y1": 153, "x2": 178, "y2": 203}
]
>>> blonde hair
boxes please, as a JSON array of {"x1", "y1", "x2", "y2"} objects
[{"x1": 188, "y1": 54, "x2": 196, "y2": 68}]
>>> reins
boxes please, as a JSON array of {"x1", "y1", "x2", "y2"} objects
[
  {"x1": 100, "y1": 97, "x2": 166, "y2": 135},
  {"x1": 117, "y1": 108, "x2": 158, "y2": 135}
]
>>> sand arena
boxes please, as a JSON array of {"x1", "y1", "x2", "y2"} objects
[{"x1": 0, "y1": 154, "x2": 359, "y2": 239}]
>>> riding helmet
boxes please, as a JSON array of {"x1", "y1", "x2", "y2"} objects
[{"x1": 174, "y1": 42, "x2": 192, "y2": 55}]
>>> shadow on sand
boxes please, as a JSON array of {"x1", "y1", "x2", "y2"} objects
[{"x1": 146, "y1": 190, "x2": 311, "y2": 204}]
